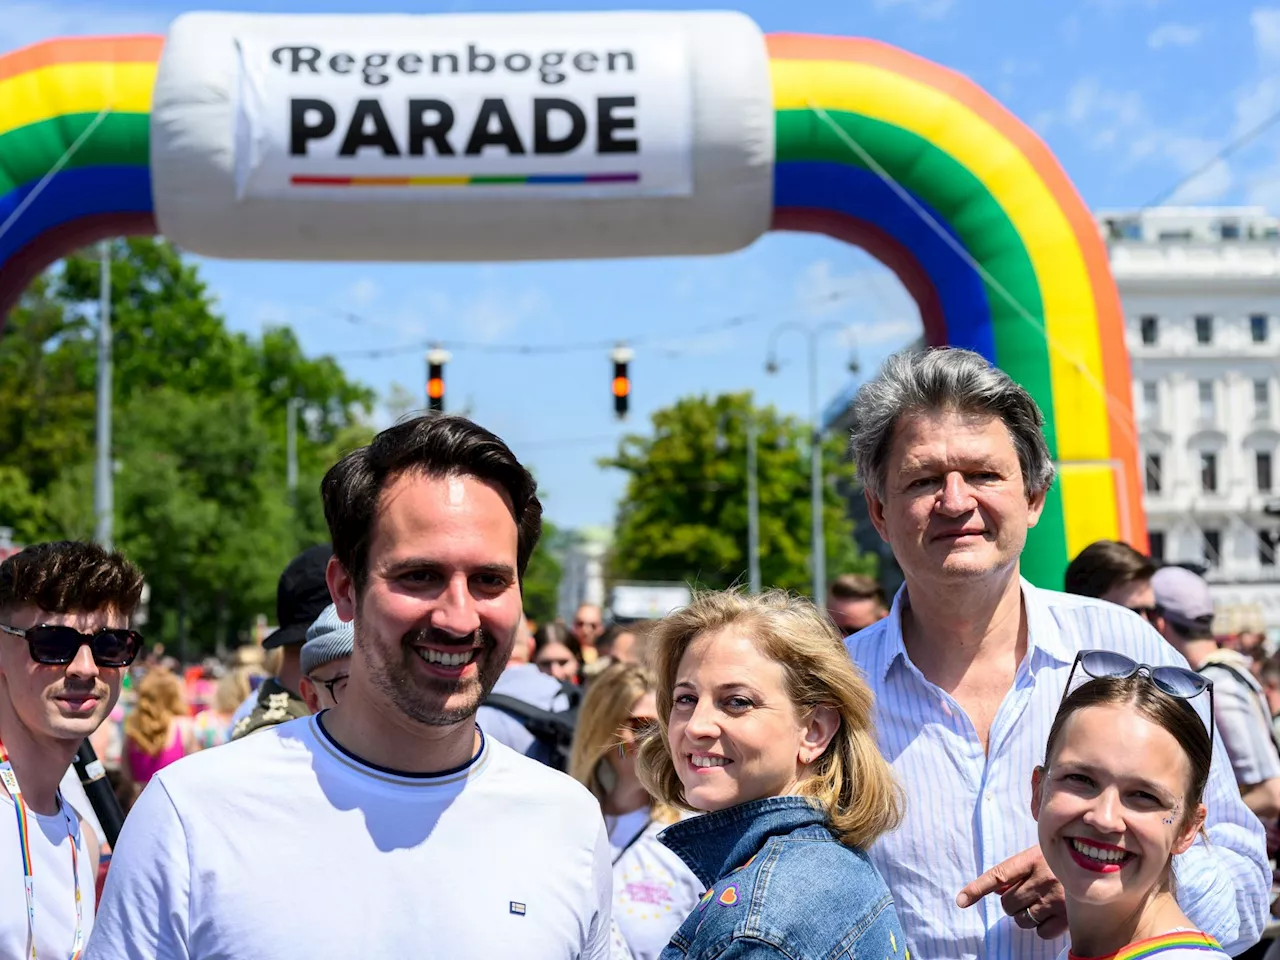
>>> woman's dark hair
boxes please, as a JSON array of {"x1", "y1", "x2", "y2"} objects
[
  {"x1": 1063, "y1": 540, "x2": 1156, "y2": 599},
  {"x1": 321, "y1": 415, "x2": 542, "y2": 594},
  {"x1": 1043, "y1": 675, "x2": 1212, "y2": 823},
  {"x1": 534, "y1": 622, "x2": 582, "y2": 664},
  {"x1": 0, "y1": 541, "x2": 144, "y2": 618}
]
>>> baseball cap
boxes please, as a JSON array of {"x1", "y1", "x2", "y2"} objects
[
  {"x1": 262, "y1": 544, "x2": 333, "y2": 650},
  {"x1": 1151, "y1": 565, "x2": 1215, "y2": 638},
  {"x1": 301, "y1": 604, "x2": 354, "y2": 675}
]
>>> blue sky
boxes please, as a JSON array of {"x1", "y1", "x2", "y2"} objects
[{"x1": 3, "y1": 0, "x2": 1277, "y2": 531}]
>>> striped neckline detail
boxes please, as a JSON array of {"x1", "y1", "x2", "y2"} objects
[{"x1": 1070, "y1": 931, "x2": 1223, "y2": 960}]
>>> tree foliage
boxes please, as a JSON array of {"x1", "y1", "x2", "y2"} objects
[
  {"x1": 602, "y1": 393, "x2": 874, "y2": 597},
  {"x1": 0, "y1": 239, "x2": 375, "y2": 655}
]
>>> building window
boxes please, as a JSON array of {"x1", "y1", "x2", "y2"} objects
[
  {"x1": 1220, "y1": 221, "x2": 1241, "y2": 240},
  {"x1": 1259, "y1": 451, "x2": 1274, "y2": 493},
  {"x1": 1198, "y1": 380, "x2": 1215, "y2": 422},
  {"x1": 1263, "y1": 531, "x2": 1278, "y2": 568},
  {"x1": 1255, "y1": 379, "x2": 1271, "y2": 419},
  {"x1": 1201, "y1": 452, "x2": 1218, "y2": 493},
  {"x1": 1148, "y1": 531, "x2": 1165, "y2": 562},
  {"x1": 1252, "y1": 314, "x2": 1270, "y2": 343},
  {"x1": 1203, "y1": 529, "x2": 1221, "y2": 567},
  {"x1": 1141, "y1": 381, "x2": 1158, "y2": 421},
  {"x1": 1195, "y1": 315, "x2": 1213, "y2": 344},
  {"x1": 1140, "y1": 315, "x2": 1158, "y2": 345},
  {"x1": 1145, "y1": 452, "x2": 1163, "y2": 494}
]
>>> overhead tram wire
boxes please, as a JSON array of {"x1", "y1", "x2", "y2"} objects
[{"x1": 332, "y1": 289, "x2": 856, "y2": 360}]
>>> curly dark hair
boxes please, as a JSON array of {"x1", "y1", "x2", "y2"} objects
[{"x1": 0, "y1": 541, "x2": 144, "y2": 617}]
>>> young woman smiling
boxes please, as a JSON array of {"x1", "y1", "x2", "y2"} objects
[
  {"x1": 637, "y1": 590, "x2": 906, "y2": 960},
  {"x1": 1032, "y1": 651, "x2": 1229, "y2": 960}
]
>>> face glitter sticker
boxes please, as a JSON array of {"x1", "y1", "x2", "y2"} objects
[{"x1": 718, "y1": 885, "x2": 740, "y2": 907}]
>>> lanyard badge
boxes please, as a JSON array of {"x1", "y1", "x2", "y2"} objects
[{"x1": 0, "y1": 742, "x2": 84, "y2": 960}]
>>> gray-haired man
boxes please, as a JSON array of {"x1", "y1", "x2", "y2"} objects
[{"x1": 843, "y1": 348, "x2": 1268, "y2": 960}]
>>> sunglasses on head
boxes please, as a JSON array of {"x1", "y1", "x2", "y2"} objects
[
  {"x1": 0, "y1": 622, "x2": 144, "y2": 668},
  {"x1": 1063, "y1": 649, "x2": 1214, "y2": 743}
]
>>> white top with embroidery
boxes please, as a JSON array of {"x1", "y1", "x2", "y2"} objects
[{"x1": 607, "y1": 807, "x2": 705, "y2": 960}]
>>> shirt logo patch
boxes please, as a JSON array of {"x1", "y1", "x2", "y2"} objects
[
  {"x1": 509, "y1": 902, "x2": 526, "y2": 916},
  {"x1": 718, "y1": 885, "x2": 739, "y2": 906}
]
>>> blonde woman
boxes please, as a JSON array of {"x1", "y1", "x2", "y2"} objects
[
  {"x1": 570, "y1": 663, "x2": 704, "y2": 960},
  {"x1": 637, "y1": 590, "x2": 907, "y2": 960},
  {"x1": 190, "y1": 668, "x2": 251, "y2": 750},
  {"x1": 122, "y1": 668, "x2": 194, "y2": 788}
]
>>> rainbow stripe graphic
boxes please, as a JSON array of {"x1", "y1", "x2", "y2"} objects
[
  {"x1": 0, "y1": 31, "x2": 1144, "y2": 585},
  {"x1": 0, "y1": 36, "x2": 160, "y2": 309},
  {"x1": 1069, "y1": 931, "x2": 1224, "y2": 960},
  {"x1": 770, "y1": 35, "x2": 1142, "y2": 585}
]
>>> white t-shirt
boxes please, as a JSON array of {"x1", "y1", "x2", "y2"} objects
[
  {"x1": 607, "y1": 808, "x2": 704, "y2": 960},
  {"x1": 1, "y1": 787, "x2": 97, "y2": 959},
  {"x1": 85, "y1": 714, "x2": 612, "y2": 960}
]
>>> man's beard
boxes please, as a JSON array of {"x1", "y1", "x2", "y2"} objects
[{"x1": 359, "y1": 623, "x2": 508, "y2": 727}]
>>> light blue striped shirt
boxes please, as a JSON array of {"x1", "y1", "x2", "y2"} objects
[{"x1": 847, "y1": 579, "x2": 1269, "y2": 960}]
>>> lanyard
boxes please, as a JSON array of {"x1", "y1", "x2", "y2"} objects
[
  {"x1": 609, "y1": 813, "x2": 653, "y2": 866},
  {"x1": 0, "y1": 741, "x2": 83, "y2": 960}
]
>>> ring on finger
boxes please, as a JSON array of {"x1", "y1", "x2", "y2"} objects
[{"x1": 1021, "y1": 906, "x2": 1040, "y2": 927}]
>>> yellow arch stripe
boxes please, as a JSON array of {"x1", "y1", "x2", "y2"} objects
[
  {"x1": 772, "y1": 58, "x2": 1110, "y2": 467},
  {"x1": 0, "y1": 62, "x2": 156, "y2": 139}
]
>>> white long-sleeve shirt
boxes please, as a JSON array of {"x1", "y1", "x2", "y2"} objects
[{"x1": 848, "y1": 580, "x2": 1270, "y2": 960}]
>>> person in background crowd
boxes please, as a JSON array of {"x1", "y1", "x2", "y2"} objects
[
  {"x1": 584, "y1": 622, "x2": 655, "y2": 682},
  {"x1": 825, "y1": 573, "x2": 888, "y2": 637},
  {"x1": 190, "y1": 669, "x2": 247, "y2": 750},
  {"x1": 88, "y1": 415, "x2": 612, "y2": 959},
  {"x1": 1033, "y1": 660, "x2": 1228, "y2": 960},
  {"x1": 637, "y1": 589, "x2": 908, "y2": 960},
  {"x1": 1151, "y1": 566, "x2": 1280, "y2": 822},
  {"x1": 535, "y1": 621, "x2": 583, "y2": 684},
  {"x1": 121, "y1": 668, "x2": 194, "y2": 796},
  {"x1": 297, "y1": 604, "x2": 352, "y2": 714},
  {"x1": 0, "y1": 541, "x2": 144, "y2": 959},
  {"x1": 1259, "y1": 656, "x2": 1280, "y2": 745},
  {"x1": 570, "y1": 662, "x2": 702, "y2": 960},
  {"x1": 1063, "y1": 539, "x2": 1158, "y2": 621},
  {"x1": 843, "y1": 347, "x2": 1267, "y2": 958},
  {"x1": 573, "y1": 603, "x2": 605, "y2": 664},
  {"x1": 478, "y1": 617, "x2": 577, "y2": 764},
  {"x1": 230, "y1": 544, "x2": 333, "y2": 739}
]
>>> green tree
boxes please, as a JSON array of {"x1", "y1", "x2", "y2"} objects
[
  {"x1": 522, "y1": 520, "x2": 565, "y2": 625},
  {"x1": 602, "y1": 393, "x2": 873, "y2": 597}
]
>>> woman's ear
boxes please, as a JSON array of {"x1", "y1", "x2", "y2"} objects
[
  {"x1": 1030, "y1": 766, "x2": 1044, "y2": 821},
  {"x1": 1172, "y1": 803, "x2": 1207, "y2": 856},
  {"x1": 799, "y1": 706, "x2": 840, "y2": 766}
]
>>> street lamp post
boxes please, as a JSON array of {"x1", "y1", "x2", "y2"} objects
[
  {"x1": 765, "y1": 321, "x2": 857, "y2": 603},
  {"x1": 717, "y1": 404, "x2": 762, "y2": 595},
  {"x1": 94, "y1": 240, "x2": 113, "y2": 550}
]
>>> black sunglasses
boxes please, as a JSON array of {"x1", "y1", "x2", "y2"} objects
[
  {"x1": 0, "y1": 622, "x2": 144, "y2": 668},
  {"x1": 1063, "y1": 650, "x2": 1214, "y2": 744},
  {"x1": 1127, "y1": 605, "x2": 1160, "y2": 625}
]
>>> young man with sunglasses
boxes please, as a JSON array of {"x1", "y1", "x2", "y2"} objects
[
  {"x1": 844, "y1": 349, "x2": 1269, "y2": 960},
  {"x1": 0, "y1": 540, "x2": 144, "y2": 959}
]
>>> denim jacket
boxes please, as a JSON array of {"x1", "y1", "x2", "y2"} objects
[{"x1": 657, "y1": 796, "x2": 909, "y2": 960}]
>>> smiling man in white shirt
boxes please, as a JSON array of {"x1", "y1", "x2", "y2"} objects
[
  {"x1": 842, "y1": 348, "x2": 1269, "y2": 960},
  {"x1": 88, "y1": 415, "x2": 612, "y2": 960}
]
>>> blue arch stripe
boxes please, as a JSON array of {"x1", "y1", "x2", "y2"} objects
[
  {"x1": 0, "y1": 165, "x2": 153, "y2": 265},
  {"x1": 773, "y1": 161, "x2": 995, "y2": 361}
]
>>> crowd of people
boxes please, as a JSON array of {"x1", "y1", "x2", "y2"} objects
[{"x1": 0, "y1": 346, "x2": 1276, "y2": 960}]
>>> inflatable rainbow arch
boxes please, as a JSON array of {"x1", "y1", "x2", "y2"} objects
[{"x1": 0, "y1": 27, "x2": 1143, "y2": 588}]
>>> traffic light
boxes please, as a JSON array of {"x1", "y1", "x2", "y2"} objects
[
  {"x1": 426, "y1": 345, "x2": 450, "y2": 412},
  {"x1": 610, "y1": 344, "x2": 633, "y2": 419}
]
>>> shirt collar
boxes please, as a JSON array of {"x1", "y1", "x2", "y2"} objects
[{"x1": 873, "y1": 575, "x2": 1074, "y2": 682}]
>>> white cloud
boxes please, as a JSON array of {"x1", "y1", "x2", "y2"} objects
[
  {"x1": 348, "y1": 278, "x2": 380, "y2": 307},
  {"x1": 0, "y1": 1, "x2": 169, "y2": 53},
  {"x1": 846, "y1": 316, "x2": 922, "y2": 346},
  {"x1": 873, "y1": 0, "x2": 955, "y2": 21},
  {"x1": 1147, "y1": 22, "x2": 1202, "y2": 49},
  {"x1": 1252, "y1": 7, "x2": 1280, "y2": 63}
]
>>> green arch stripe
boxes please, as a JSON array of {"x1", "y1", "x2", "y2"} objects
[
  {"x1": 775, "y1": 107, "x2": 1066, "y2": 585},
  {"x1": 0, "y1": 113, "x2": 150, "y2": 196}
]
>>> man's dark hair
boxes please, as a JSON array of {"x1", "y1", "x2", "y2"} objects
[
  {"x1": 0, "y1": 541, "x2": 145, "y2": 617},
  {"x1": 1063, "y1": 540, "x2": 1155, "y2": 599},
  {"x1": 828, "y1": 573, "x2": 887, "y2": 609},
  {"x1": 321, "y1": 415, "x2": 542, "y2": 593}
]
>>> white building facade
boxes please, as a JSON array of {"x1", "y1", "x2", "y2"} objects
[{"x1": 1102, "y1": 206, "x2": 1280, "y2": 636}]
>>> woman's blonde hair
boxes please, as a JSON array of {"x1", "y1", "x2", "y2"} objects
[
  {"x1": 636, "y1": 589, "x2": 903, "y2": 850},
  {"x1": 213, "y1": 667, "x2": 252, "y2": 714},
  {"x1": 124, "y1": 668, "x2": 188, "y2": 757},
  {"x1": 569, "y1": 662, "x2": 680, "y2": 825}
]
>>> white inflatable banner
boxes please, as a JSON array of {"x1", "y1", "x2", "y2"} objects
[{"x1": 233, "y1": 24, "x2": 693, "y2": 200}]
